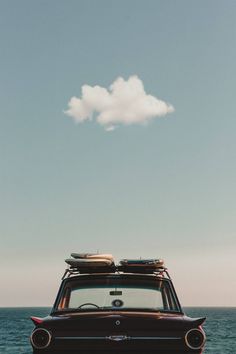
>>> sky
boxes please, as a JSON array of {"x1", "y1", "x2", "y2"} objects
[{"x1": 0, "y1": 0, "x2": 236, "y2": 307}]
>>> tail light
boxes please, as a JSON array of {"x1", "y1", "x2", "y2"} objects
[
  {"x1": 185, "y1": 328, "x2": 206, "y2": 350},
  {"x1": 30, "y1": 328, "x2": 52, "y2": 349},
  {"x1": 30, "y1": 316, "x2": 43, "y2": 325}
]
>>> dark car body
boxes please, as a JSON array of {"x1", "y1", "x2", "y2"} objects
[{"x1": 30, "y1": 258, "x2": 206, "y2": 353}]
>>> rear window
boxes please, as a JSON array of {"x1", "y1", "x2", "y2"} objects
[{"x1": 57, "y1": 276, "x2": 180, "y2": 312}]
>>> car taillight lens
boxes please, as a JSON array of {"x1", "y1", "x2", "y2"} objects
[
  {"x1": 30, "y1": 328, "x2": 52, "y2": 349},
  {"x1": 185, "y1": 328, "x2": 206, "y2": 349}
]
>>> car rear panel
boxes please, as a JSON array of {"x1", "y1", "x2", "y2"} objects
[{"x1": 33, "y1": 312, "x2": 204, "y2": 353}]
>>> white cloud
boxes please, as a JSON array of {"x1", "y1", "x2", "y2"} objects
[{"x1": 65, "y1": 75, "x2": 174, "y2": 130}]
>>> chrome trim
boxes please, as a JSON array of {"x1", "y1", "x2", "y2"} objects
[
  {"x1": 132, "y1": 336, "x2": 181, "y2": 340},
  {"x1": 56, "y1": 336, "x2": 106, "y2": 340},
  {"x1": 55, "y1": 335, "x2": 181, "y2": 341},
  {"x1": 107, "y1": 335, "x2": 130, "y2": 341},
  {"x1": 185, "y1": 328, "x2": 206, "y2": 350},
  {"x1": 30, "y1": 328, "x2": 52, "y2": 349}
]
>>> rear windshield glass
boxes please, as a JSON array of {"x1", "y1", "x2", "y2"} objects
[{"x1": 56, "y1": 276, "x2": 180, "y2": 312}]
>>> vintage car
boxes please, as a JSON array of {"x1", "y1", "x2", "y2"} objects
[{"x1": 30, "y1": 254, "x2": 206, "y2": 353}]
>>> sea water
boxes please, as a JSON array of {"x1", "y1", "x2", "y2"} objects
[{"x1": 0, "y1": 307, "x2": 235, "y2": 354}]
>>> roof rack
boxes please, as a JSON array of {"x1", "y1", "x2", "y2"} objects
[{"x1": 62, "y1": 254, "x2": 171, "y2": 280}]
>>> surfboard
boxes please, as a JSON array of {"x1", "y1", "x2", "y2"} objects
[
  {"x1": 65, "y1": 258, "x2": 114, "y2": 268},
  {"x1": 119, "y1": 259, "x2": 165, "y2": 268},
  {"x1": 71, "y1": 253, "x2": 114, "y2": 261}
]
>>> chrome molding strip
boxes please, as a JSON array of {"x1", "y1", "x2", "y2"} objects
[
  {"x1": 55, "y1": 336, "x2": 181, "y2": 341},
  {"x1": 131, "y1": 336, "x2": 181, "y2": 340},
  {"x1": 56, "y1": 336, "x2": 106, "y2": 340}
]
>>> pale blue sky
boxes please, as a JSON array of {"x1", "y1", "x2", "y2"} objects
[{"x1": 0, "y1": 0, "x2": 236, "y2": 306}]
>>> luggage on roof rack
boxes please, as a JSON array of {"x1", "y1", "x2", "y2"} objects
[
  {"x1": 63, "y1": 254, "x2": 115, "y2": 277},
  {"x1": 71, "y1": 253, "x2": 114, "y2": 261},
  {"x1": 118, "y1": 258, "x2": 165, "y2": 274},
  {"x1": 120, "y1": 259, "x2": 164, "y2": 266},
  {"x1": 62, "y1": 254, "x2": 169, "y2": 279},
  {"x1": 65, "y1": 258, "x2": 114, "y2": 268}
]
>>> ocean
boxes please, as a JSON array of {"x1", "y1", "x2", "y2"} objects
[{"x1": 0, "y1": 307, "x2": 235, "y2": 354}]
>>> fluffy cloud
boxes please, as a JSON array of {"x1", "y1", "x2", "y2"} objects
[{"x1": 65, "y1": 75, "x2": 174, "y2": 131}]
